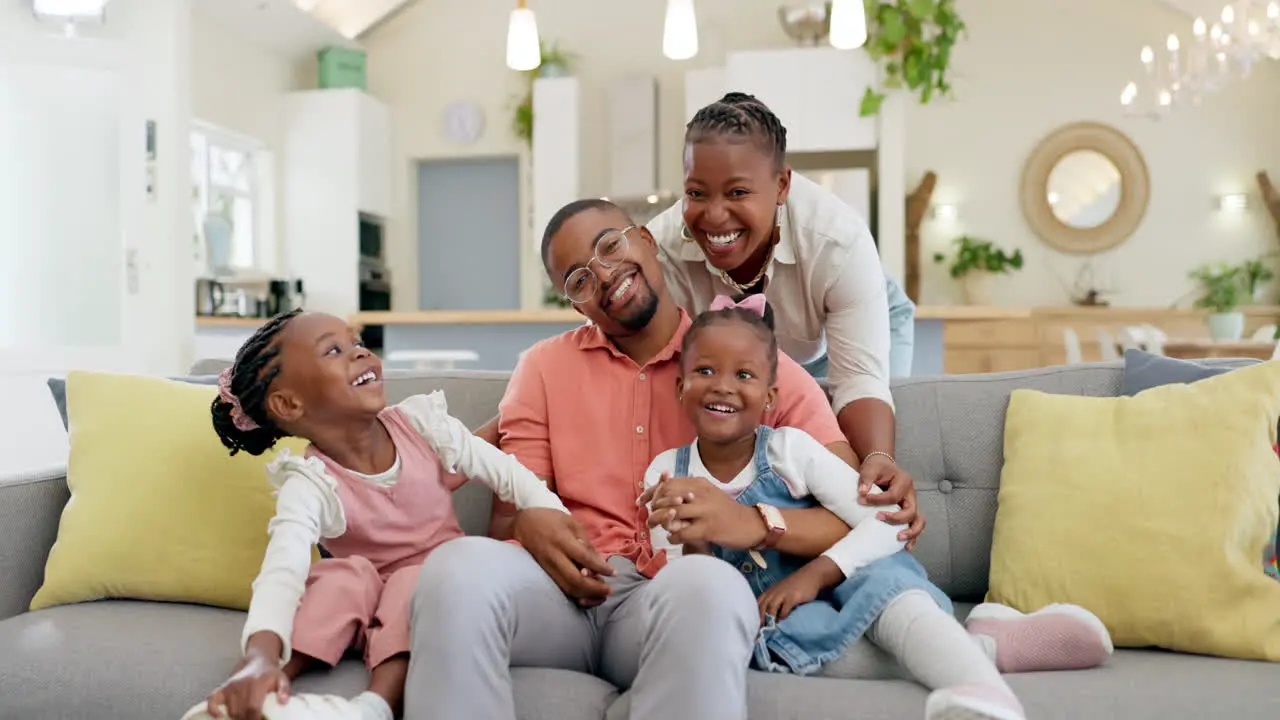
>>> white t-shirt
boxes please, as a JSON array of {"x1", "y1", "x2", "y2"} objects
[
  {"x1": 643, "y1": 426, "x2": 905, "y2": 578},
  {"x1": 240, "y1": 391, "x2": 567, "y2": 664},
  {"x1": 649, "y1": 171, "x2": 893, "y2": 414}
]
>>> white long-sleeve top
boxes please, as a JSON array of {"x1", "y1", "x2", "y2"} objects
[
  {"x1": 650, "y1": 171, "x2": 894, "y2": 414},
  {"x1": 643, "y1": 426, "x2": 905, "y2": 578},
  {"x1": 240, "y1": 391, "x2": 567, "y2": 663}
]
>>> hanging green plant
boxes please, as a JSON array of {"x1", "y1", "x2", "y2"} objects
[
  {"x1": 511, "y1": 41, "x2": 576, "y2": 146},
  {"x1": 857, "y1": 0, "x2": 967, "y2": 117}
]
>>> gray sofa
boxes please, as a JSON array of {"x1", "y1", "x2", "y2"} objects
[{"x1": 2, "y1": 362, "x2": 1278, "y2": 719}]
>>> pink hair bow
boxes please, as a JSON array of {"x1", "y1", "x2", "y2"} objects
[
  {"x1": 217, "y1": 368, "x2": 260, "y2": 432},
  {"x1": 709, "y1": 293, "x2": 767, "y2": 317}
]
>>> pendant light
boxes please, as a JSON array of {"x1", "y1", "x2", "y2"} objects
[
  {"x1": 506, "y1": 0, "x2": 542, "y2": 72},
  {"x1": 829, "y1": 0, "x2": 868, "y2": 50},
  {"x1": 663, "y1": 0, "x2": 699, "y2": 61}
]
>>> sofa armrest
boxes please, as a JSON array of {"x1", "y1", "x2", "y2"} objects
[{"x1": 0, "y1": 466, "x2": 67, "y2": 621}]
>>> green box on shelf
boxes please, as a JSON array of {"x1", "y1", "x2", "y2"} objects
[{"x1": 317, "y1": 45, "x2": 367, "y2": 90}]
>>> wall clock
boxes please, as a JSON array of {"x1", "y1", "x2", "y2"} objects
[{"x1": 443, "y1": 101, "x2": 485, "y2": 145}]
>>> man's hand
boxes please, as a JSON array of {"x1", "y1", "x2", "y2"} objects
[
  {"x1": 857, "y1": 454, "x2": 925, "y2": 549},
  {"x1": 640, "y1": 473, "x2": 765, "y2": 550},
  {"x1": 513, "y1": 508, "x2": 615, "y2": 607}
]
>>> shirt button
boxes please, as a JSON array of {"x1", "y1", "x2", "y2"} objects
[
  {"x1": 636, "y1": 425, "x2": 644, "y2": 434},
  {"x1": 740, "y1": 562, "x2": 754, "y2": 573},
  {"x1": 639, "y1": 372, "x2": 647, "y2": 380}
]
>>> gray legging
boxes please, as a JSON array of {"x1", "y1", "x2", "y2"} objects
[{"x1": 802, "y1": 272, "x2": 915, "y2": 380}]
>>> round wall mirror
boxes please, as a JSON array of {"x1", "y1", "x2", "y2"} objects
[{"x1": 1021, "y1": 122, "x2": 1149, "y2": 254}]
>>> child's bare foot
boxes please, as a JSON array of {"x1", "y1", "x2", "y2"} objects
[{"x1": 965, "y1": 602, "x2": 1113, "y2": 673}]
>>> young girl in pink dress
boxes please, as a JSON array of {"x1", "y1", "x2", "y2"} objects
[{"x1": 180, "y1": 310, "x2": 567, "y2": 720}]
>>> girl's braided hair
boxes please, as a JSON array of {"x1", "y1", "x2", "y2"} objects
[
  {"x1": 681, "y1": 294, "x2": 779, "y2": 382},
  {"x1": 210, "y1": 309, "x2": 301, "y2": 456},
  {"x1": 685, "y1": 91, "x2": 788, "y2": 171}
]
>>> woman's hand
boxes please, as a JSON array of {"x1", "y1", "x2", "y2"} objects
[
  {"x1": 757, "y1": 556, "x2": 843, "y2": 624},
  {"x1": 857, "y1": 454, "x2": 925, "y2": 549},
  {"x1": 513, "y1": 507, "x2": 615, "y2": 607},
  {"x1": 205, "y1": 650, "x2": 290, "y2": 720},
  {"x1": 640, "y1": 473, "x2": 765, "y2": 550}
]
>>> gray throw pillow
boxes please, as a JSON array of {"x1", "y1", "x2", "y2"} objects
[
  {"x1": 46, "y1": 375, "x2": 220, "y2": 432},
  {"x1": 1120, "y1": 348, "x2": 1234, "y2": 395}
]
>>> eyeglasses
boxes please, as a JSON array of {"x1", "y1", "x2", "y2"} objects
[{"x1": 563, "y1": 226, "x2": 634, "y2": 304}]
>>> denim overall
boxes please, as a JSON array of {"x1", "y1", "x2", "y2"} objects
[{"x1": 673, "y1": 425, "x2": 952, "y2": 676}]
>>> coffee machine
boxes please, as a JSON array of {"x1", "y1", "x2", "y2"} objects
[{"x1": 267, "y1": 279, "x2": 306, "y2": 316}]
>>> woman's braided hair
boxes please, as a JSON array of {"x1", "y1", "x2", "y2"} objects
[
  {"x1": 685, "y1": 92, "x2": 788, "y2": 171},
  {"x1": 210, "y1": 309, "x2": 301, "y2": 456}
]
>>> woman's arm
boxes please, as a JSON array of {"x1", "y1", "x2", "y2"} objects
[{"x1": 821, "y1": 230, "x2": 895, "y2": 460}]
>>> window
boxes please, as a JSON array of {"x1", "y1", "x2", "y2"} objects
[{"x1": 190, "y1": 123, "x2": 266, "y2": 274}]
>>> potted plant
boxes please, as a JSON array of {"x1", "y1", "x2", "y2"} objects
[
  {"x1": 1238, "y1": 256, "x2": 1275, "y2": 303},
  {"x1": 858, "y1": 0, "x2": 967, "y2": 117},
  {"x1": 512, "y1": 41, "x2": 576, "y2": 145},
  {"x1": 1189, "y1": 262, "x2": 1246, "y2": 340},
  {"x1": 933, "y1": 235, "x2": 1023, "y2": 305}
]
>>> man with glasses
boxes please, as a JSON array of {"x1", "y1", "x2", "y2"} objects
[{"x1": 404, "y1": 198, "x2": 882, "y2": 720}]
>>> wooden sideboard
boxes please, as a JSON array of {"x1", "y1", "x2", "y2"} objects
[{"x1": 940, "y1": 306, "x2": 1280, "y2": 374}]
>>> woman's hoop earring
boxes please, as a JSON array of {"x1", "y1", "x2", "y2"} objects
[{"x1": 681, "y1": 223, "x2": 696, "y2": 243}]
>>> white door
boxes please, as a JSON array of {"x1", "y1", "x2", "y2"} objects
[{"x1": 0, "y1": 35, "x2": 147, "y2": 377}]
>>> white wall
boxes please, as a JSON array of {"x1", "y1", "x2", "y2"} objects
[
  {"x1": 910, "y1": 0, "x2": 1280, "y2": 307},
  {"x1": 364, "y1": 0, "x2": 1280, "y2": 310},
  {"x1": 363, "y1": 0, "x2": 798, "y2": 312},
  {"x1": 191, "y1": 7, "x2": 299, "y2": 272}
]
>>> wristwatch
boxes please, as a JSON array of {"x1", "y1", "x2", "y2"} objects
[{"x1": 754, "y1": 503, "x2": 787, "y2": 550}]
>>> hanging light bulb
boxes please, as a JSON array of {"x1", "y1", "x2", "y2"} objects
[
  {"x1": 1193, "y1": 17, "x2": 1207, "y2": 38},
  {"x1": 505, "y1": 0, "x2": 541, "y2": 72},
  {"x1": 829, "y1": 0, "x2": 868, "y2": 50},
  {"x1": 1120, "y1": 82, "x2": 1137, "y2": 106},
  {"x1": 663, "y1": 0, "x2": 699, "y2": 60}
]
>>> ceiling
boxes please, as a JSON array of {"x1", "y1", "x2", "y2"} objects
[{"x1": 192, "y1": 0, "x2": 419, "y2": 58}]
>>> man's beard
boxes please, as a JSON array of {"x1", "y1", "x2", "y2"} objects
[
  {"x1": 604, "y1": 269, "x2": 660, "y2": 333},
  {"x1": 615, "y1": 289, "x2": 660, "y2": 332}
]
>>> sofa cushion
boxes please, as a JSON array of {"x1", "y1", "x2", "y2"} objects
[
  {"x1": 46, "y1": 374, "x2": 219, "y2": 430},
  {"x1": 30, "y1": 371, "x2": 312, "y2": 612},
  {"x1": 0, "y1": 600, "x2": 617, "y2": 720},
  {"x1": 988, "y1": 361, "x2": 1280, "y2": 660},
  {"x1": 1120, "y1": 349, "x2": 1279, "y2": 580}
]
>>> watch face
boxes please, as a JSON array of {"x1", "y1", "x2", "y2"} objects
[{"x1": 760, "y1": 504, "x2": 785, "y2": 530}]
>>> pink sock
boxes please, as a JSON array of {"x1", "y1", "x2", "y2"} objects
[{"x1": 964, "y1": 603, "x2": 1113, "y2": 673}]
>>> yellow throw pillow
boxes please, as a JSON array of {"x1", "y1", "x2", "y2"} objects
[
  {"x1": 30, "y1": 371, "x2": 311, "y2": 612},
  {"x1": 988, "y1": 360, "x2": 1280, "y2": 661}
]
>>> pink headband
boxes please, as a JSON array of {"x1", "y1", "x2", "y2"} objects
[
  {"x1": 709, "y1": 293, "x2": 767, "y2": 317},
  {"x1": 217, "y1": 368, "x2": 260, "y2": 432}
]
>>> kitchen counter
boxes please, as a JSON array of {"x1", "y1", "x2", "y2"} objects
[
  {"x1": 195, "y1": 316, "x2": 269, "y2": 329},
  {"x1": 350, "y1": 305, "x2": 1030, "y2": 326}
]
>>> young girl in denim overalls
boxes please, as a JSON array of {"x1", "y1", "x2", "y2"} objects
[{"x1": 645, "y1": 295, "x2": 1114, "y2": 720}]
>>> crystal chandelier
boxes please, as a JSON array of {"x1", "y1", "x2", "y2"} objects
[{"x1": 1121, "y1": 1, "x2": 1280, "y2": 119}]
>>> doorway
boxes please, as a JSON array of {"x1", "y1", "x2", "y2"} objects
[{"x1": 417, "y1": 156, "x2": 522, "y2": 310}]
